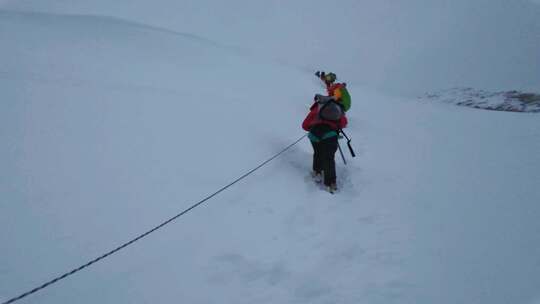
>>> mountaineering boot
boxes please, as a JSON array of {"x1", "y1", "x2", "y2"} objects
[
  {"x1": 326, "y1": 183, "x2": 338, "y2": 194},
  {"x1": 311, "y1": 171, "x2": 323, "y2": 183}
]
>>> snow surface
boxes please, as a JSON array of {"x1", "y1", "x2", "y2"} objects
[{"x1": 1, "y1": 2, "x2": 540, "y2": 304}]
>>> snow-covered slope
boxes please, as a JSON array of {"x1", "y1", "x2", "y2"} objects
[{"x1": 1, "y1": 4, "x2": 540, "y2": 304}]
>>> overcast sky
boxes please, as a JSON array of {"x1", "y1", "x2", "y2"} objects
[{"x1": 2, "y1": 0, "x2": 539, "y2": 95}]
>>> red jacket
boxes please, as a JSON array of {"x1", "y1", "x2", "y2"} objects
[{"x1": 302, "y1": 104, "x2": 348, "y2": 131}]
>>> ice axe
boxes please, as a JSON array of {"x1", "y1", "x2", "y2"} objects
[{"x1": 339, "y1": 129, "x2": 356, "y2": 158}]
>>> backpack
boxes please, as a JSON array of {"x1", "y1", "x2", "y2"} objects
[
  {"x1": 316, "y1": 95, "x2": 344, "y2": 121},
  {"x1": 327, "y1": 83, "x2": 351, "y2": 112},
  {"x1": 338, "y1": 85, "x2": 351, "y2": 112}
]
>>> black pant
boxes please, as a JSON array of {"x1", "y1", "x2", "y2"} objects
[{"x1": 311, "y1": 136, "x2": 338, "y2": 186}]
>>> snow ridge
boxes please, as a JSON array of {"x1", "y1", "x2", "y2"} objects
[{"x1": 422, "y1": 88, "x2": 540, "y2": 113}]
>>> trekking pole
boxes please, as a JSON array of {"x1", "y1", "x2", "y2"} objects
[
  {"x1": 337, "y1": 140, "x2": 347, "y2": 165},
  {"x1": 339, "y1": 129, "x2": 356, "y2": 158}
]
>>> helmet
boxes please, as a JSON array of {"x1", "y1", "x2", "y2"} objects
[{"x1": 324, "y1": 72, "x2": 337, "y2": 83}]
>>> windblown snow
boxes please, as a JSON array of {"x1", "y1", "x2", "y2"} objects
[{"x1": 1, "y1": 2, "x2": 540, "y2": 304}]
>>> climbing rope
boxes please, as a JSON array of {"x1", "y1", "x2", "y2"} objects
[{"x1": 1, "y1": 134, "x2": 307, "y2": 304}]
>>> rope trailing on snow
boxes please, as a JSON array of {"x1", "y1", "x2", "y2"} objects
[{"x1": 1, "y1": 134, "x2": 307, "y2": 304}]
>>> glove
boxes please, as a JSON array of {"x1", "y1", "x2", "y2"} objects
[{"x1": 315, "y1": 71, "x2": 325, "y2": 79}]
